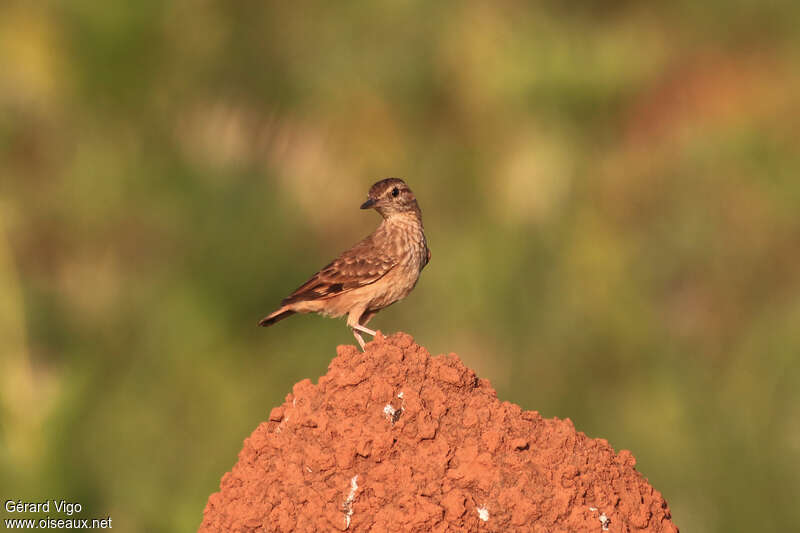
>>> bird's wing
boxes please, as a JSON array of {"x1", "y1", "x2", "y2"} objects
[{"x1": 281, "y1": 240, "x2": 396, "y2": 305}]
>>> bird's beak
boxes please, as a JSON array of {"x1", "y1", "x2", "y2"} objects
[{"x1": 360, "y1": 198, "x2": 376, "y2": 209}]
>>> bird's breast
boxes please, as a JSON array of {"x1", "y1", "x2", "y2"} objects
[
  {"x1": 366, "y1": 217, "x2": 427, "y2": 309},
  {"x1": 384, "y1": 218, "x2": 426, "y2": 268}
]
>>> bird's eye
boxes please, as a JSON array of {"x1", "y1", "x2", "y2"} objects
[{"x1": 391, "y1": 187, "x2": 399, "y2": 197}]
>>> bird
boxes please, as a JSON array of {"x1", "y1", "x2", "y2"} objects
[{"x1": 259, "y1": 178, "x2": 430, "y2": 350}]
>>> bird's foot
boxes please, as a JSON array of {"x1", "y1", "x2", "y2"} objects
[
  {"x1": 351, "y1": 324, "x2": 376, "y2": 351},
  {"x1": 353, "y1": 330, "x2": 366, "y2": 350}
]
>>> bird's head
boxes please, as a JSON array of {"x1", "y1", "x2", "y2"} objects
[{"x1": 360, "y1": 178, "x2": 420, "y2": 218}]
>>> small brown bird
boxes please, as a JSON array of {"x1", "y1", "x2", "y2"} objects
[{"x1": 259, "y1": 178, "x2": 430, "y2": 349}]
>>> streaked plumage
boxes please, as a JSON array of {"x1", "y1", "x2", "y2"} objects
[{"x1": 259, "y1": 178, "x2": 430, "y2": 349}]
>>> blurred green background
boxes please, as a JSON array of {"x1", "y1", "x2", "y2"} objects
[{"x1": 2, "y1": 0, "x2": 799, "y2": 531}]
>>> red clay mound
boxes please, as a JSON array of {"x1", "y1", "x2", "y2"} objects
[{"x1": 200, "y1": 333, "x2": 678, "y2": 532}]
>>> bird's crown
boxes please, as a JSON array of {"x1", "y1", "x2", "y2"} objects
[{"x1": 368, "y1": 178, "x2": 408, "y2": 197}]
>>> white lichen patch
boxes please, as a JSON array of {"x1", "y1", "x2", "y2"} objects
[
  {"x1": 599, "y1": 512, "x2": 610, "y2": 531},
  {"x1": 343, "y1": 475, "x2": 359, "y2": 529},
  {"x1": 383, "y1": 392, "x2": 406, "y2": 424},
  {"x1": 347, "y1": 475, "x2": 358, "y2": 500},
  {"x1": 476, "y1": 505, "x2": 489, "y2": 522},
  {"x1": 589, "y1": 507, "x2": 609, "y2": 531}
]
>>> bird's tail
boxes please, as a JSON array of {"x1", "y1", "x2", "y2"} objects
[{"x1": 258, "y1": 307, "x2": 296, "y2": 327}]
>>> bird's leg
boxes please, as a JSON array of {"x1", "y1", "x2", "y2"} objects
[
  {"x1": 353, "y1": 323, "x2": 376, "y2": 336},
  {"x1": 347, "y1": 308, "x2": 376, "y2": 351},
  {"x1": 352, "y1": 329, "x2": 367, "y2": 351},
  {"x1": 350, "y1": 324, "x2": 376, "y2": 351}
]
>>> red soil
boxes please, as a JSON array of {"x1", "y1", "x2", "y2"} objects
[{"x1": 199, "y1": 332, "x2": 678, "y2": 532}]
